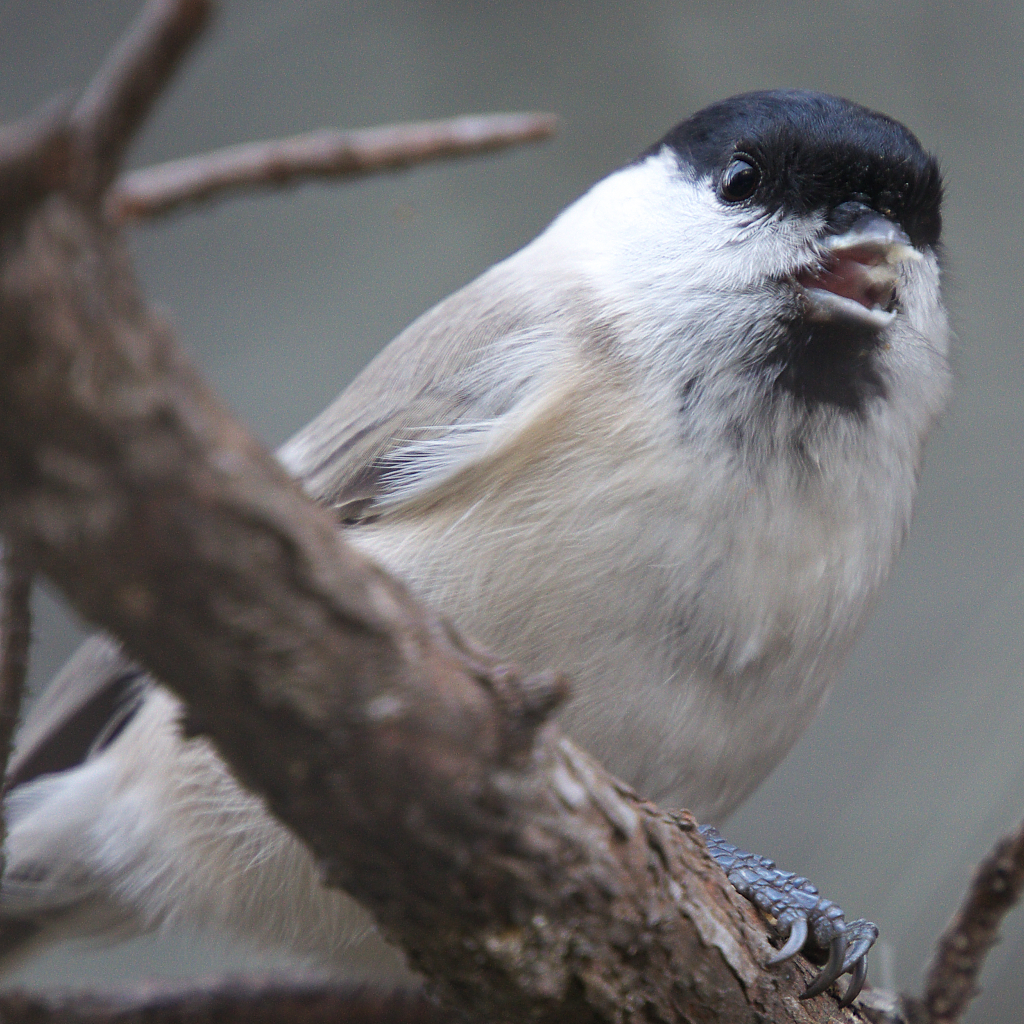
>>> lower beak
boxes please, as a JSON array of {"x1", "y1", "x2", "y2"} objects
[{"x1": 795, "y1": 213, "x2": 921, "y2": 330}]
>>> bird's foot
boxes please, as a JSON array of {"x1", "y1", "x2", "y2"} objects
[{"x1": 698, "y1": 824, "x2": 877, "y2": 1007}]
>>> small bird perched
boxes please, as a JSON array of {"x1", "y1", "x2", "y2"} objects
[{"x1": 1, "y1": 90, "x2": 948, "y2": 1003}]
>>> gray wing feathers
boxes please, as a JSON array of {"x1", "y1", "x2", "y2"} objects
[
  {"x1": 7, "y1": 636, "x2": 144, "y2": 791},
  {"x1": 0, "y1": 638, "x2": 148, "y2": 965},
  {"x1": 277, "y1": 257, "x2": 567, "y2": 519}
]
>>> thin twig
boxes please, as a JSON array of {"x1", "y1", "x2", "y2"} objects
[
  {"x1": 0, "y1": 545, "x2": 31, "y2": 801},
  {"x1": 912, "y1": 817, "x2": 1024, "y2": 1023},
  {"x1": 71, "y1": 0, "x2": 213, "y2": 198},
  {"x1": 107, "y1": 112, "x2": 559, "y2": 222}
]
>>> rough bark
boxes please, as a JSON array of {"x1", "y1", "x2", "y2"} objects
[
  {"x1": 0, "y1": 189, "x2": 858, "y2": 1023},
  {"x1": 0, "y1": 3, "x2": 859, "y2": 1020}
]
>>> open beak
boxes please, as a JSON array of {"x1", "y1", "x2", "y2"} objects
[{"x1": 796, "y1": 213, "x2": 921, "y2": 330}]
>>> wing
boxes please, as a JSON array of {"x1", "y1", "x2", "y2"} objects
[
  {"x1": 0, "y1": 237, "x2": 592, "y2": 969},
  {"x1": 0, "y1": 637, "x2": 149, "y2": 965},
  {"x1": 277, "y1": 253, "x2": 574, "y2": 522},
  {"x1": 7, "y1": 636, "x2": 146, "y2": 792}
]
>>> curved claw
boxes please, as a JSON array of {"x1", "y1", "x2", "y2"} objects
[
  {"x1": 768, "y1": 917, "x2": 808, "y2": 965},
  {"x1": 695, "y1": 825, "x2": 876, "y2": 1004},
  {"x1": 800, "y1": 932, "x2": 848, "y2": 999},
  {"x1": 842, "y1": 919, "x2": 879, "y2": 973},
  {"x1": 838, "y1": 955, "x2": 868, "y2": 1008}
]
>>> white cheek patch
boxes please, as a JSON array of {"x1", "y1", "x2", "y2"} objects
[{"x1": 541, "y1": 149, "x2": 826, "y2": 320}]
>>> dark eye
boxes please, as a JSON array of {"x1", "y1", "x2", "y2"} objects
[{"x1": 720, "y1": 157, "x2": 761, "y2": 202}]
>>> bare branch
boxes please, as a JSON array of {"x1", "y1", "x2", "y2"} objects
[
  {"x1": 0, "y1": 544, "x2": 31, "y2": 802},
  {"x1": 0, "y1": 979, "x2": 453, "y2": 1024},
  {"x1": 71, "y1": 0, "x2": 213, "y2": 197},
  {"x1": 908, "y1": 817, "x2": 1024, "y2": 1024},
  {"x1": 106, "y1": 112, "x2": 559, "y2": 223}
]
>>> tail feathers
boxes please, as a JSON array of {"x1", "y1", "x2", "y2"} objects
[
  {"x1": 0, "y1": 759, "x2": 143, "y2": 970},
  {"x1": 0, "y1": 683, "x2": 407, "y2": 975},
  {"x1": 0, "y1": 638, "x2": 415, "y2": 981}
]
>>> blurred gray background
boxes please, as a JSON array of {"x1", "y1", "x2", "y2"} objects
[{"x1": 0, "y1": 1, "x2": 1021, "y2": 1019}]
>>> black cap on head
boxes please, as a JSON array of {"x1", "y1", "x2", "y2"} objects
[{"x1": 650, "y1": 90, "x2": 942, "y2": 249}]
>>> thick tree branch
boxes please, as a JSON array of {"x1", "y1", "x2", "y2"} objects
[
  {"x1": 0, "y1": 177, "x2": 849, "y2": 1006},
  {"x1": 107, "y1": 113, "x2": 560, "y2": 223},
  {"x1": 0, "y1": 545, "x2": 31, "y2": 798},
  {"x1": 0, "y1": 4, "x2": 853, "y2": 1020},
  {"x1": 0, "y1": 189, "x2": 849, "y2": 1022},
  {"x1": 70, "y1": 0, "x2": 213, "y2": 198}
]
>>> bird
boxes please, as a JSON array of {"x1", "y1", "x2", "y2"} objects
[{"x1": 0, "y1": 90, "x2": 949, "y2": 1001}]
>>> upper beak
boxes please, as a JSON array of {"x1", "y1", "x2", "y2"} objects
[{"x1": 795, "y1": 213, "x2": 921, "y2": 330}]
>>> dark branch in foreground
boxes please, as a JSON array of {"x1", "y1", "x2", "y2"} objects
[
  {"x1": 107, "y1": 113, "x2": 560, "y2": 222},
  {"x1": 0, "y1": 545, "x2": 31, "y2": 799}
]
